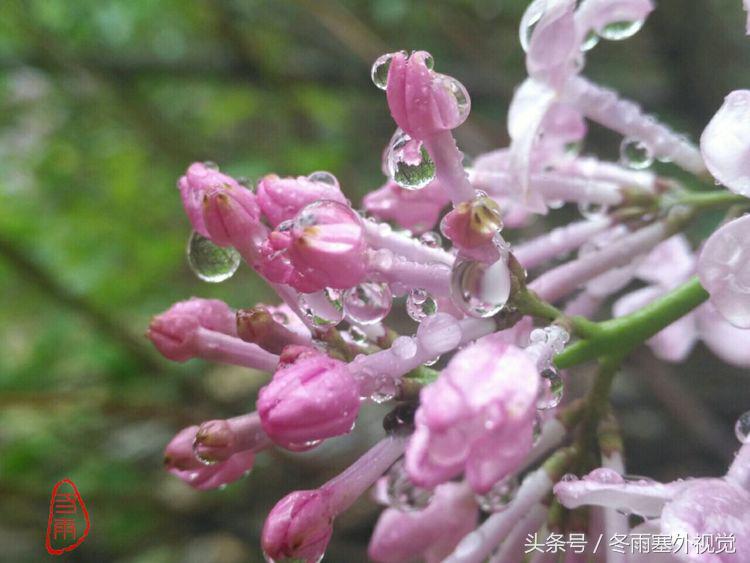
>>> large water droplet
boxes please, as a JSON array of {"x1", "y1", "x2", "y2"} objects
[
  {"x1": 391, "y1": 336, "x2": 418, "y2": 360},
  {"x1": 299, "y1": 288, "x2": 344, "y2": 329},
  {"x1": 370, "y1": 375, "x2": 399, "y2": 403},
  {"x1": 187, "y1": 231, "x2": 241, "y2": 283},
  {"x1": 343, "y1": 282, "x2": 392, "y2": 325},
  {"x1": 436, "y1": 73, "x2": 471, "y2": 126},
  {"x1": 735, "y1": 411, "x2": 750, "y2": 443},
  {"x1": 419, "y1": 231, "x2": 442, "y2": 248},
  {"x1": 599, "y1": 19, "x2": 645, "y2": 41},
  {"x1": 406, "y1": 288, "x2": 438, "y2": 322},
  {"x1": 307, "y1": 170, "x2": 339, "y2": 187},
  {"x1": 537, "y1": 367, "x2": 564, "y2": 410},
  {"x1": 450, "y1": 257, "x2": 511, "y2": 318},
  {"x1": 371, "y1": 52, "x2": 398, "y2": 90},
  {"x1": 386, "y1": 130, "x2": 436, "y2": 190},
  {"x1": 386, "y1": 460, "x2": 433, "y2": 511},
  {"x1": 620, "y1": 137, "x2": 654, "y2": 170},
  {"x1": 192, "y1": 436, "x2": 219, "y2": 466},
  {"x1": 475, "y1": 476, "x2": 519, "y2": 512}
]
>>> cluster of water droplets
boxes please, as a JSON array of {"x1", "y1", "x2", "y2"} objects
[
  {"x1": 526, "y1": 326, "x2": 569, "y2": 410},
  {"x1": 474, "y1": 475, "x2": 520, "y2": 513},
  {"x1": 187, "y1": 231, "x2": 241, "y2": 282}
]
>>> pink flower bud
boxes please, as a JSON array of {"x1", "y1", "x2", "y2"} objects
[
  {"x1": 256, "y1": 173, "x2": 348, "y2": 227},
  {"x1": 386, "y1": 51, "x2": 469, "y2": 140},
  {"x1": 178, "y1": 162, "x2": 262, "y2": 247},
  {"x1": 236, "y1": 306, "x2": 311, "y2": 354},
  {"x1": 440, "y1": 194, "x2": 504, "y2": 262},
  {"x1": 163, "y1": 426, "x2": 256, "y2": 490},
  {"x1": 147, "y1": 298, "x2": 235, "y2": 361},
  {"x1": 368, "y1": 483, "x2": 479, "y2": 563},
  {"x1": 261, "y1": 489, "x2": 335, "y2": 563},
  {"x1": 258, "y1": 349, "x2": 360, "y2": 449},
  {"x1": 406, "y1": 333, "x2": 540, "y2": 493},
  {"x1": 258, "y1": 200, "x2": 368, "y2": 293},
  {"x1": 697, "y1": 215, "x2": 750, "y2": 328},
  {"x1": 363, "y1": 179, "x2": 449, "y2": 234}
]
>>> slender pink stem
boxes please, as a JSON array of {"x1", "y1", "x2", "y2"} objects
[
  {"x1": 228, "y1": 412, "x2": 272, "y2": 452},
  {"x1": 528, "y1": 221, "x2": 667, "y2": 303},
  {"x1": 363, "y1": 221, "x2": 454, "y2": 265},
  {"x1": 488, "y1": 503, "x2": 546, "y2": 563},
  {"x1": 444, "y1": 467, "x2": 553, "y2": 563},
  {"x1": 423, "y1": 130, "x2": 475, "y2": 205},
  {"x1": 323, "y1": 435, "x2": 407, "y2": 513},
  {"x1": 514, "y1": 218, "x2": 611, "y2": 271},
  {"x1": 564, "y1": 77, "x2": 706, "y2": 175},
  {"x1": 560, "y1": 157, "x2": 657, "y2": 191},
  {"x1": 194, "y1": 327, "x2": 279, "y2": 372},
  {"x1": 368, "y1": 254, "x2": 452, "y2": 296}
]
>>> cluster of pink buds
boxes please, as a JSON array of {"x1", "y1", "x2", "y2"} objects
[{"x1": 148, "y1": 1, "x2": 750, "y2": 561}]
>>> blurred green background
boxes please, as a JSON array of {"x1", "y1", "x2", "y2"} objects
[{"x1": 2, "y1": 1, "x2": 750, "y2": 561}]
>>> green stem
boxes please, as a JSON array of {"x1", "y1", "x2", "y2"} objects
[
  {"x1": 514, "y1": 288, "x2": 601, "y2": 339},
  {"x1": 672, "y1": 190, "x2": 749, "y2": 210},
  {"x1": 555, "y1": 277, "x2": 709, "y2": 368}
]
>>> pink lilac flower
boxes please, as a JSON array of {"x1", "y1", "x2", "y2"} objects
[
  {"x1": 368, "y1": 482, "x2": 479, "y2": 563},
  {"x1": 257, "y1": 346, "x2": 360, "y2": 449},
  {"x1": 553, "y1": 444, "x2": 750, "y2": 562},
  {"x1": 147, "y1": 298, "x2": 279, "y2": 371},
  {"x1": 697, "y1": 215, "x2": 750, "y2": 328},
  {"x1": 256, "y1": 172, "x2": 348, "y2": 227},
  {"x1": 405, "y1": 332, "x2": 540, "y2": 493},
  {"x1": 163, "y1": 413, "x2": 269, "y2": 490}
]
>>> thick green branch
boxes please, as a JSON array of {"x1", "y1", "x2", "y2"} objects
[{"x1": 555, "y1": 277, "x2": 709, "y2": 368}]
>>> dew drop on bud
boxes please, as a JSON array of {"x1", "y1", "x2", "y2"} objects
[
  {"x1": 298, "y1": 288, "x2": 344, "y2": 329},
  {"x1": 406, "y1": 288, "x2": 438, "y2": 322},
  {"x1": 307, "y1": 170, "x2": 339, "y2": 187},
  {"x1": 386, "y1": 130, "x2": 436, "y2": 190},
  {"x1": 475, "y1": 476, "x2": 519, "y2": 512},
  {"x1": 386, "y1": 460, "x2": 433, "y2": 511},
  {"x1": 192, "y1": 437, "x2": 219, "y2": 466},
  {"x1": 343, "y1": 282, "x2": 393, "y2": 325},
  {"x1": 371, "y1": 53, "x2": 396, "y2": 90},
  {"x1": 419, "y1": 231, "x2": 442, "y2": 248},
  {"x1": 620, "y1": 137, "x2": 654, "y2": 170},
  {"x1": 450, "y1": 257, "x2": 511, "y2": 318},
  {"x1": 391, "y1": 336, "x2": 418, "y2": 360},
  {"x1": 187, "y1": 231, "x2": 241, "y2": 283},
  {"x1": 599, "y1": 20, "x2": 645, "y2": 41},
  {"x1": 203, "y1": 160, "x2": 219, "y2": 170},
  {"x1": 560, "y1": 473, "x2": 578, "y2": 482},
  {"x1": 422, "y1": 52, "x2": 435, "y2": 70},
  {"x1": 537, "y1": 367, "x2": 564, "y2": 410},
  {"x1": 436, "y1": 74, "x2": 471, "y2": 127},
  {"x1": 735, "y1": 410, "x2": 750, "y2": 444}
]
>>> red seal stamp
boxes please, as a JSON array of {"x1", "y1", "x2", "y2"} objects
[{"x1": 45, "y1": 478, "x2": 90, "y2": 555}]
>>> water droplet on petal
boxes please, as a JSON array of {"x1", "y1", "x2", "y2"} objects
[
  {"x1": 187, "y1": 231, "x2": 241, "y2": 282},
  {"x1": 436, "y1": 73, "x2": 471, "y2": 126},
  {"x1": 735, "y1": 410, "x2": 750, "y2": 443},
  {"x1": 343, "y1": 282, "x2": 392, "y2": 325},
  {"x1": 386, "y1": 130, "x2": 436, "y2": 190},
  {"x1": 537, "y1": 367, "x2": 564, "y2": 410},
  {"x1": 406, "y1": 288, "x2": 438, "y2": 322},
  {"x1": 620, "y1": 137, "x2": 654, "y2": 170},
  {"x1": 581, "y1": 29, "x2": 600, "y2": 51},
  {"x1": 386, "y1": 460, "x2": 433, "y2": 511},
  {"x1": 192, "y1": 436, "x2": 219, "y2": 466},
  {"x1": 203, "y1": 160, "x2": 219, "y2": 170},
  {"x1": 560, "y1": 473, "x2": 578, "y2": 482},
  {"x1": 475, "y1": 476, "x2": 519, "y2": 512},
  {"x1": 299, "y1": 288, "x2": 344, "y2": 329},
  {"x1": 419, "y1": 231, "x2": 442, "y2": 248},
  {"x1": 307, "y1": 170, "x2": 339, "y2": 187},
  {"x1": 391, "y1": 336, "x2": 418, "y2": 360},
  {"x1": 370, "y1": 375, "x2": 399, "y2": 403},
  {"x1": 450, "y1": 258, "x2": 511, "y2": 318},
  {"x1": 371, "y1": 52, "x2": 398, "y2": 90},
  {"x1": 599, "y1": 19, "x2": 645, "y2": 41}
]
